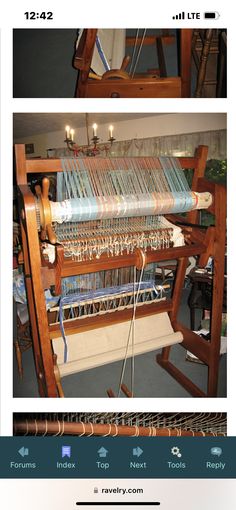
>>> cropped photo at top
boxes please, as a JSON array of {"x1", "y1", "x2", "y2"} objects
[
  {"x1": 13, "y1": 112, "x2": 227, "y2": 398},
  {"x1": 13, "y1": 28, "x2": 227, "y2": 98}
]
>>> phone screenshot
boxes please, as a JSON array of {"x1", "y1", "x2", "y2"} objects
[{"x1": 0, "y1": 1, "x2": 234, "y2": 508}]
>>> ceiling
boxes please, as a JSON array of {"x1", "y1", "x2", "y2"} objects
[{"x1": 13, "y1": 113, "x2": 165, "y2": 139}]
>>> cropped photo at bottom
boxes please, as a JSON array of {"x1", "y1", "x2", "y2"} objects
[
  {"x1": 13, "y1": 112, "x2": 227, "y2": 399},
  {"x1": 13, "y1": 412, "x2": 227, "y2": 437}
]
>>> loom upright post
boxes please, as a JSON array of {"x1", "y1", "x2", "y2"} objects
[
  {"x1": 16, "y1": 145, "x2": 58, "y2": 397},
  {"x1": 157, "y1": 145, "x2": 226, "y2": 397},
  {"x1": 180, "y1": 29, "x2": 193, "y2": 97}
]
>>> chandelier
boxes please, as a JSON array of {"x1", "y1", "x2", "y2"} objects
[{"x1": 64, "y1": 114, "x2": 115, "y2": 157}]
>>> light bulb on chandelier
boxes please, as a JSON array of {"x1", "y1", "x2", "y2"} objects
[{"x1": 64, "y1": 122, "x2": 115, "y2": 157}]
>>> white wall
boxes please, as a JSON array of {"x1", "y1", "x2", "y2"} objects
[{"x1": 14, "y1": 113, "x2": 226, "y2": 158}]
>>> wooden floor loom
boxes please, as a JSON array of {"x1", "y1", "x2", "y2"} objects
[
  {"x1": 74, "y1": 29, "x2": 193, "y2": 98},
  {"x1": 15, "y1": 144, "x2": 226, "y2": 398},
  {"x1": 13, "y1": 412, "x2": 226, "y2": 437}
]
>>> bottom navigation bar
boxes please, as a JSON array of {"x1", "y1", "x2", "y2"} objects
[{"x1": 0, "y1": 437, "x2": 235, "y2": 478}]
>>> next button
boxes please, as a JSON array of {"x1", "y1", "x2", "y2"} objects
[{"x1": 130, "y1": 461, "x2": 147, "y2": 469}]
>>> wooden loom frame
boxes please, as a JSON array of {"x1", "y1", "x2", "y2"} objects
[
  {"x1": 74, "y1": 29, "x2": 193, "y2": 98},
  {"x1": 15, "y1": 144, "x2": 226, "y2": 398}
]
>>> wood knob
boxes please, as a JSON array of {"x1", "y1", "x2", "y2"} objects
[
  {"x1": 35, "y1": 184, "x2": 42, "y2": 197},
  {"x1": 120, "y1": 55, "x2": 131, "y2": 71},
  {"x1": 42, "y1": 177, "x2": 50, "y2": 199},
  {"x1": 47, "y1": 225, "x2": 57, "y2": 245},
  {"x1": 135, "y1": 248, "x2": 147, "y2": 270}
]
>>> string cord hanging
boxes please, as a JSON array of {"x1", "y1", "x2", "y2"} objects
[
  {"x1": 131, "y1": 29, "x2": 147, "y2": 78},
  {"x1": 129, "y1": 29, "x2": 140, "y2": 75},
  {"x1": 117, "y1": 253, "x2": 146, "y2": 397}
]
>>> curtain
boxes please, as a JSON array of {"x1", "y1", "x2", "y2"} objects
[
  {"x1": 48, "y1": 129, "x2": 226, "y2": 160},
  {"x1": 110, "y1": 130, "x2": 226, "y2": 159}
]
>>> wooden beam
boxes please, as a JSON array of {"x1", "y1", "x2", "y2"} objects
[
  {"x1": 83, "y1": 77, "x2": 181, "y2": 98},
  {"x1": 126, "y1": 35, "x2": 175, "y2": 46},
  {"x1": 49, "y1": 300, "x2": 173, "y2": 338}
]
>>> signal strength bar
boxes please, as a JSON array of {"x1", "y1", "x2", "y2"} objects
[{"x1": 172, "y1": 12, "x2": 185, "y2": 20}]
